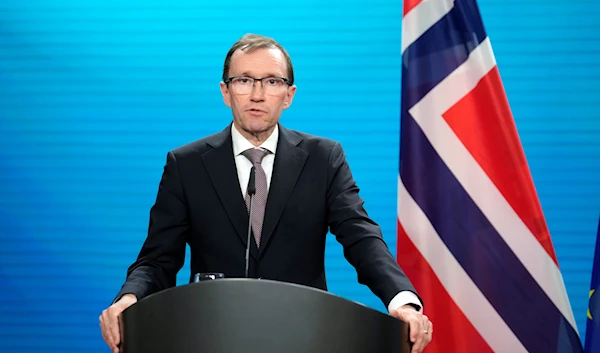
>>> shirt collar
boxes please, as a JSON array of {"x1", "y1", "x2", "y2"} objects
[{"x1": 231, "y1": 122, "x2": 279, "y2": 156}]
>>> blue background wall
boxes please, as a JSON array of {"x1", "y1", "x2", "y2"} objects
[{"x1": 0, "y1": 0, "x2": 598, "y2": 351}]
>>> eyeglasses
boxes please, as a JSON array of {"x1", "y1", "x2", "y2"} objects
[{"x1": 224, "y1": 75, "x2": 291, "y2": 95}]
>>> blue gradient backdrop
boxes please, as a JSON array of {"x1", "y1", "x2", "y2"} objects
[{"x1": 1, "y1": 0, "x2": 599, "y2": 351}]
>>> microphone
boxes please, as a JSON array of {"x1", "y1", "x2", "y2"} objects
[{"x1": 245, "y1": 166, "x2": 256, "y2": 278}]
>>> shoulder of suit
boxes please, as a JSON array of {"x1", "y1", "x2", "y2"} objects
[
  {"x1": 282, "y1": 127, "x2": 340, "y2": 152},
  {"x1": 169, "y1": 137, "x2": 211, "y2": 157},
  {"x1": 168, "y1": 124, "x2": 231, "y2": 156}
]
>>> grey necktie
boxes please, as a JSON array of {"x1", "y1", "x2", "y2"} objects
[{"x1": 242, "y1": 148, "x2": 270, "y2": 247}]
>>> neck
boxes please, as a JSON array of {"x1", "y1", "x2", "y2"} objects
[{"x1": 235, "y1": 124, "x2": 275, "y2": 147}]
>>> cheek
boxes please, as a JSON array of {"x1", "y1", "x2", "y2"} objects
[
  {"x1": 231, "y1": 96, "x2": 245, "y2": 111},
  {"x1": 273, "y1": 96, "x2": 289, "y2": 110}
]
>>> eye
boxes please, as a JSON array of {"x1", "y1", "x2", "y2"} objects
[
  {"x1": 265, "y1": 78, "x2": 282, "y2": 86},
  {"x1": 234, "y1": 77, "x2": 252, "y2": 85}
]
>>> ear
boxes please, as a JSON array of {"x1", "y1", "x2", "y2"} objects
[
  {"x1": 282, "y1": 85, "x2": 297, "y2": 110},
  {"x1": 220, "y1": 81, "x2": 232, "y2": 107}
]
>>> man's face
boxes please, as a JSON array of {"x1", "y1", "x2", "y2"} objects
[{"x1": 220, "y1": 48, "x2": 296, "y2": 137}]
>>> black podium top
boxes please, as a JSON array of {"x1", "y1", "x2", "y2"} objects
[{"x1": 120, "y1": 278, "x2": 410, "y2": 353}]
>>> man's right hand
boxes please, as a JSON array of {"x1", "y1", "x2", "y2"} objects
[{"x1": 100, "y1": 294, "x2": 137, "y2": 353}]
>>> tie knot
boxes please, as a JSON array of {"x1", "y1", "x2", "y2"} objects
[{"x1": 242, "y1": 148, "x2": 270, "y2": 164}]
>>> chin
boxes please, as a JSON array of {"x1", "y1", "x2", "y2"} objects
[{"x1": 243, "y1": 118, "x2": 271, "y2": 131}]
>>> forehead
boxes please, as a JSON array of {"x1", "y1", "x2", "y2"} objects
[{"x1": 229, "y1": 48, "x2": 287, "y2": 77}]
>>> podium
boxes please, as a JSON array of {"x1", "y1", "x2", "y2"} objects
[{"x1": 120, "y1": 278, "x2": 411, "y2": 353}]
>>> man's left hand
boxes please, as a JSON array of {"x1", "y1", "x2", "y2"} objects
[{"x1": 390, "y1": 304, "x2": 432, "y2": 353}]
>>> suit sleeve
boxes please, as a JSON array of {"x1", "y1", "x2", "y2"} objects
[
  {"x1": 113, "y1": 151, "x2": 188, "y2": 302},
  {"x1": 326, "y1": 142, "x2": 421, "y2": 308}
]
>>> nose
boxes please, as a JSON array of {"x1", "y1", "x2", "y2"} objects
[{"x1": 249, "y1": 80, "x2": 266, "y2": 101}]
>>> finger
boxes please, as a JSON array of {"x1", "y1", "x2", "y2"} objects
[
  {"x1": 117, "y1": 313, "x2": 123, "y2": 349},
  {"x1": 100, "y1": 315, "x2": 115, "y2": 349},
  {"x1": 408, "y1": 318, "x2": 420, "y2": 343},
  {"x1": 424, "y1": 319, "x2": 433, "y2": 340},
  {"x1": 411, "y1": 337, "x2": 426, "y2": 353},
  {"x1": 103, "y1": 312, "x2": 117, "y2": 351},
  {"x1": 100, "y1": 320, "x2": 110, "y2": 345},
  {"x1": 107, "y1": 322, "x2": 119, "y2": 353},
  {"x1": 410, "y1": 318, "x2": 430, "y2": 353},
  {"x1": 411, "y1": 331, "x2": 429, "y2": 353},
  {"x1": 412, "y1": 321, "x2": 433, "y2": 353},
  {"x1": 108, "y1": 310, "x2": 121, "y2": 349}
]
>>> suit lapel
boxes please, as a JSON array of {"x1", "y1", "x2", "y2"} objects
[
  {"x1": 202, "y1": 125, "x2": 258, "y2": 260},
  {"x1": 259, "y1": 125, "x2": 308, "y2": 257}
]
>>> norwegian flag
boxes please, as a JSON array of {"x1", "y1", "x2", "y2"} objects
[{"x1": 396, "y1": 0, "x2": 584, "y2": 352}]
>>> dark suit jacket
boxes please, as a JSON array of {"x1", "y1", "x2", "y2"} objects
[{"x1": 115, "y1": 123, "x2": 419, "y2": 309}]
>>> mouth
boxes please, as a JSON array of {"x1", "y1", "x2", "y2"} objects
[{"x1": 246, "y1": 108, "x2": 267, "y2": 114}]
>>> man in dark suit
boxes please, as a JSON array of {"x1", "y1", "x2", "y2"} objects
[{"x1": 100, "y1": 33, "x2": 432, "y2": 353}]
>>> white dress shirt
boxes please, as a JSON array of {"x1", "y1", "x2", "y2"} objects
[
  {"x1": 232, "y1": 123, "x2": 278, "y2": 197},
  {"x1": 230, "y1": 123, "x2": 423, "y2": 313}
]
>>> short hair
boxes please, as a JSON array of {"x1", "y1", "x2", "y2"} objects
[{"x1": 222, "y1": 33, "x2": 295, "y2": 85}]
